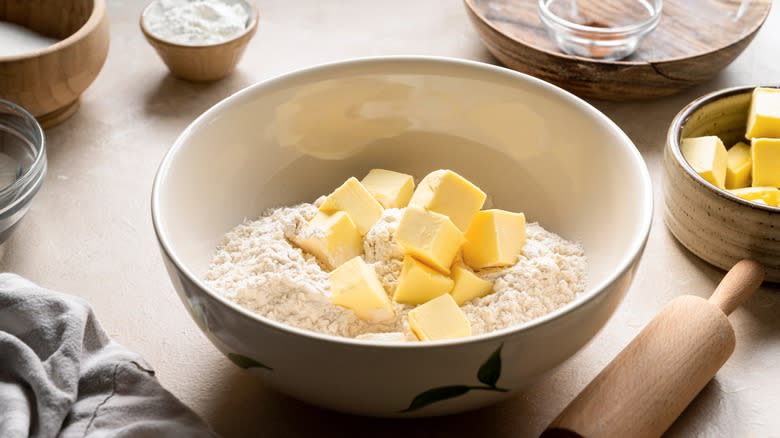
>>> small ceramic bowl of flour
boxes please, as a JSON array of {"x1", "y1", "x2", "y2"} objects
[{"x1": 140, "y1": 0, "x2": 259, "y2": 81}]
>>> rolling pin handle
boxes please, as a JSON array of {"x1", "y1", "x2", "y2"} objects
[{"x1": 708, "y1": 259, "x2": 765, "y2": 315}]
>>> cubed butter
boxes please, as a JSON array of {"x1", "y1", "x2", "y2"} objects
[
  {"x1": 409, "y1": 169, "x2": 486, "y2": 231},
  {"x1": 680, "y1": 136, "x2": 728, "y2": 188},
  {"x1": 293, "y1": 211, "x2": 362, "y2": 270},
  {"x1": 449, "y1": 264, "x2": 493, "y2": 305},
  {"x1": 729, "y1": 186, "x2": 780, "y2": 207},
  {"x1": 751, "y1": 138, "x2": 780, "y2": 187},
  {"x1": 746, "y1": 87, "x2": 780, "y2": 139},
  {"x1": 408, "y1": 294, "x2": 471, "y2": 341},
  {"x1": 463, "y1": 209, "x2": 526, "y2": 270},
  {"x1": 319, "y1": 177, "x2": 384, "y2": 235},
  {"x1": 393, "y1": 256, "x2": 454, "y2": 305},
  {"x1": 395, "y1": 206, "x2": 465, "y2": 274},
  {"x1": 361, "y1": 169, "x2": 415, "y2": 209},
  {"x1": 725, "y1": 142, "x2": 752, "y2": 189},
  {"x1": 329, "y1": 257, "x2": 395, "y2": 323}
]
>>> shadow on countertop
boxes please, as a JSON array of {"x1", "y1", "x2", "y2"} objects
[
  {"x1": 142, "y1": 70, "x2": 256, "y2": 121},
  {"x1": 202, "y1": 365, "x2": 539, "y2": 438}
]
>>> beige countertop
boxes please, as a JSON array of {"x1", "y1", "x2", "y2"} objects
[{"x1": 3, "y1": 0, "x2": 779, "y2": 436}]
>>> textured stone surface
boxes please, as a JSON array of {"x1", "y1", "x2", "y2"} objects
[{"x1": 1, "y1": 0, "x2": 778, "y2": 436}]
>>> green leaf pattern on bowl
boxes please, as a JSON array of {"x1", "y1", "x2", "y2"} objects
[
  {"x1": 401, "y1": 344, "x2": 508, "y2": 413},
  {"x1": 477, "y1": 344, "x2": 503, "y2": 387},
  {"x1": 188, "y1": 301, "x2": 208, "y2": 331},
  {"x1": 227, "y1": 352, "x2": 273, "y2": 371}
]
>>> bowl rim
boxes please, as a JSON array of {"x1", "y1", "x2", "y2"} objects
[
  {"x1": 151, "y1": 55, "x2": 654, "y2": 349},
  {"x1": 667, "y1": 84, "x2": 780, "y2": 213},
  {"x1": 0, "y1": 99, "x2": 47, "y2": 209},
  {"x1": 0, "y1": 0, "x2": 106, "y2": 62},
  {"x1": 139, "y1": 0, "x2": 259, "y2": 49}
]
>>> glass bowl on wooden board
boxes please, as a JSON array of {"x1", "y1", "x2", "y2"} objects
[
  {"x1": 464, "y1": 0, "x2": 771, "y2": 100},
  {"x1": 151, "y1": 57, "x2": 653, "y2": 416},
  {"x1": 0, "y1": 0, "x2": 110, "y2": 128},
  {"x1": 664, "y1": 85, "x2": 780, "y2": 282},
  {"x1": 537, "y1": 0, "x2": 663, "y2": 61}
]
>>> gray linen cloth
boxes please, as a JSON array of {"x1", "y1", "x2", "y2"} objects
[{"x1": 0, "y1": 273, "x2": 217, "y2": 437}]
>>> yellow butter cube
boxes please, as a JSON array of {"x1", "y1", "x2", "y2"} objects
[
  {"x1": 293, "y1": 211, "x2": 362, "y2": 270},
  {"x1": 729, "y1": 186, "x2": 780, "y2": 207},
  {"x1": 409, "y1": 169, "x2": 486, "y2": 231},
  {"x1": 361, "y1": 169, "x2": 415, "y2": 209},
  {"x1": 330, "y1": 257, "x2": 395, "y2": 323},
  {"x1": 681, "y1": 136, "x2": 728, "y2": 188},
  {"x1": 450, "y1": 264, "x2": 493, "y2": 305},
  {"x1": 725, "y1": 142, "x2": 752, "y2": 189},
  {"x1": 751, "y1": 138, "x2": 780, "y2": 187},
  {"x1": 408, "y1": 294, "x2": 471, "y2": 341},
  {"x1": 463, "y1": 209, "x2": 526, "y2": 270},
  {"x1": 746, "y1": 87, "x2": 780, "y2": 139},
  {"x1": 393, "y1": 256, "x2": 454, "y2": 305},
  {"x1": 395, "y1": 206, "x2": 465, "y2": 274},
  {"x1": 320, "y1": 177, "x2": 384, "y2": 235}
]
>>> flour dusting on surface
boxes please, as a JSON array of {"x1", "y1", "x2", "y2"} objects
[{"x1": 205, "y1": 203, "x2": 586, "y2": 341}]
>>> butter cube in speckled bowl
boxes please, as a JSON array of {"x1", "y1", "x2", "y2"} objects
[
  {"x1": 151, "y1": 57, "x2": 653, "y2": 416},
  {"x1": 664, "y1": 85, "x2": 780, "y2": 282}
]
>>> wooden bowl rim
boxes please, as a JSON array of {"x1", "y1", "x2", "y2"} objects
[
  {"x1": 0, "y1": 0, "x2": 107, "y2": 62},
  {"x1": 139, "y1": 0, "x2": 259, "y2": 50},
  {"x1": 463, "y1": 0, "x2": 772, "y2": 66},
  {"x1": 666, "y1": 84, "x2": 780, "y2": 213}
]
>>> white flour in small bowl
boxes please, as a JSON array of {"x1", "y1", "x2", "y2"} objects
[
  {"x1": 144, "y1": 0, "x2": 249, "y2": 45},
  {"x1": 205, "y1": 202, "x2": 587, "y2": 342}
]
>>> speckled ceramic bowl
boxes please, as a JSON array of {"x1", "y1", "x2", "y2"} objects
[
  {"x1": 664, "y1": 85, "x2": 780, "y2": 282},
  {"x1": 152, "y1": 57, "x2": 652, "y2": 416}
]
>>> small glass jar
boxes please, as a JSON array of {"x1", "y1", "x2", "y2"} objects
[
  {"x1": 0, "y1": 100, "x2": 47, "y2": 243},
  {"x1": 538, "y1": 0, "x2": 663, "y2": 61}
]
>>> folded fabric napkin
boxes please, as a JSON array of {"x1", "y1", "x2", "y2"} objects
[{"x1": 0, "y1": 274, "x2": 216, "y2": 437}]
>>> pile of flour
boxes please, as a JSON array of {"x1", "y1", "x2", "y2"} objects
[
  {"x1": 144, "y1": 0, "x2": 249, "y2": 45},
  {"x1": 205, "y1": 203, "x2": 586, "y2": 341}
]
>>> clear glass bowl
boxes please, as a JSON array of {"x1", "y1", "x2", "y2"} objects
[
  {"x1": 538, "y1": 0, "x2": 663, "y2": 61},
  {"x1": 0, "y1": 100, "x2": 47, "y2": 243}
]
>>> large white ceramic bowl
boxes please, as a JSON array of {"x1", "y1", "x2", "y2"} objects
[{"x1": 152, "y1": 57, "x2": 653, "y2": 417}]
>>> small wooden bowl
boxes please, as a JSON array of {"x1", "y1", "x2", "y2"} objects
[
  {"x1": 664, "y1": 86, "x2": 780, "y2": 282},
  {"x1": 140, "y1": 0, "x2": 259, "y2": 82},
  {"x1": 0, "y1": 0, "x2": 110, "y2": 128},
  {"x1": 465, "y1": 0, "x2": 771, "y2": 100}
]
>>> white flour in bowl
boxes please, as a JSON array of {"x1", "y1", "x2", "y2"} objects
[
  {"x1": 205, "y1": 203, "x2": 586, "y2": 341},
  {"x1": 144, "y1": 0, "x2": 249, "y2": 45},
  {"x1": 0, "y1": 21, "x2": 58, "y2": 57}
]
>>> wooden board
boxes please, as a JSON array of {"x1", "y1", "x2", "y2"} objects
[{"x1": 464, "y1": 0, "x2": 771, "y2": 100}]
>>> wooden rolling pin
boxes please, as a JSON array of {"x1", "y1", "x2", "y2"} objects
[{"x1": 542, "y1": 259, "x2": 766, "y2": 438}]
